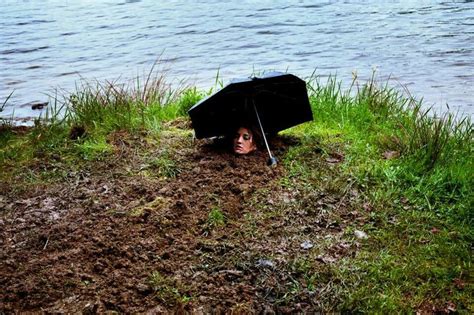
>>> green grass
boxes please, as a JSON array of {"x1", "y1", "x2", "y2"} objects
[
  {"x1": 207, "y1": 206, "x2": 226, "y2": 228},
  {"x1": 74, "y1": 135, "x2": 113, "y2": 161},
  {"x1": 0, "y1": 64, "x2": 206, "y2": 184},
  {"x1": 148, "y1": 271, "x2": 191, "y2": 305},
  {"x1": 281, "y1": 73, "x2": 473, "y2": 312},
  {"x1": 149, "y1": 150, "x2": 181, "y2": 178},
  {"x1": 0, "y1": 68, "x2": 472, "y2": 312}
]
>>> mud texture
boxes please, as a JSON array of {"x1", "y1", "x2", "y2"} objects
[{"x1": 0, "y1": 128, "x2": 358, "y2": 313}]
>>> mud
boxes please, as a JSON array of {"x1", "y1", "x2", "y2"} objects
[{"x1": 0, "y1": 128, "x2": 357, "y2": 312}]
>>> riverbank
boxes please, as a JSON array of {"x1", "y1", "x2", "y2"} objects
[
  {"x1": 0, "y1": 73, "x2": 472, "y2": 312},
  {"x1": 3, "y1": 1, "x2": 474, "y2": 119}
]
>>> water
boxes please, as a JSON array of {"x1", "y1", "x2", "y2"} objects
[{"x1": 1, "y1": 0, "x2": 473, "y2": 121}]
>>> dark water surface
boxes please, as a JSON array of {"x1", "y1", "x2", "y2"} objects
[{"x1": 1, "y1": 0, "x2": 473, "y2": 120}]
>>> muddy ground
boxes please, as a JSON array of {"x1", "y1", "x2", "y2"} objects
[{"x1": 0, "y1": 124, "x2": 363, "y2": 313}]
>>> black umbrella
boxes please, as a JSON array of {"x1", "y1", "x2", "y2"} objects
[{"x1": 188, "y1": 72, "x2": 313, "y2": 165}]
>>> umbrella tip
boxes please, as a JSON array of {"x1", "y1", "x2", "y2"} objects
[{"x1": 267, "y1": 157, "x2": 278, "y2": 167}]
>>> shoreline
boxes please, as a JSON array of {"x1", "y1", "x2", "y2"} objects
[
  {"x1": 2, "y1": 70, "x2": 474, "y2": 123},
  {"x1": 1, "y1": 74, "x2": 472, "y2": 312}
]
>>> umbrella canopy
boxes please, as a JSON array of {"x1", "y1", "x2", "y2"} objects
[{"x1": 188, "y1": 72, "x2": 313, "y2": 139}]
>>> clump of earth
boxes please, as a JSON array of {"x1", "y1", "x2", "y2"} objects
[{"x1": 0, "y1": 124, "x2": 360, "y2": 312}]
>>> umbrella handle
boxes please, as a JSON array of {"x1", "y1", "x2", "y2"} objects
[
  {"x1": 252, "y1": 101, "x2": 277, "y2": 167},
  {"x1": 267, "y1": 156, "x2": 278, "y2": 167}
]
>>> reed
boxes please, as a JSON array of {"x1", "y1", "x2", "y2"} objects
[
  {"x1": 309, "y1": 72, "x2": 472, "y2": 172},
  {"x1": 298, "y1": 73, "x2": 473, "y2": 311},
  {"x1": 0, "y1": 91, "x2": 15, "y2": 128},
  {"x1": 63, "y1": 61, "x2": 188, "y2": 133},
  {"x1": 0, "y1": 61, "x2": 205, "y2": 166}
]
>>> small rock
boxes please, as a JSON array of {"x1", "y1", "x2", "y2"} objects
[
  {"x1": 136, "y1": 283, "x2": 151, "y2": 294},
  {"x1": 256, "y1": 258, "x2": 274, "y2": 268},
  {"x1": 31, "y1": 102, "x2": 48, "y2": 110},
  {"x1": 354, "y1": 230, "x2": 368, "y2": 239},
  {"x1": 83, "y1": 302, "x2": 98, "y2": 314},
  {"x1": 281, "y1": 192, "x2": 296, "y2": 204},
  {"x1": 300, "y1": 240, "x2": 313, "y2": 250},
  {"x1": 446, "y1": 301, "x2": 456, "y2": 312},
  {"x1": 158, "y1": 187, "x2": 169, "y2": 195},
  {"x1": 49, "y1": 212, "x2": 60, "y2": 221},
  {"x1": 316, "y1": 255, "x2": 337, "y2": 264},
  {"x1": 326, "y1": 152, "x2": 344, "y2": 163}
]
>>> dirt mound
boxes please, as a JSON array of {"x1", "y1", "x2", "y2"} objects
[{"x1": 1, "y1": 132, "x2": 321, "y2": 312}]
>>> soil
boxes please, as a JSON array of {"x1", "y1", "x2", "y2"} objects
[{"x1": 0, "y1": 125, "x2": 360, "y2": 313}]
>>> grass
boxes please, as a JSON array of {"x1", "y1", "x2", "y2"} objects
[
  {"x1": 148, "y1": 271, "x2": 191, "y2": 305},
  {"x1": 1, "y1": 67, "x2": 472, "y2": 312},
  {"x1": 207, "y1": 206, "x2": 226, "y2": 228},
  {"x1": 0, "y1": 63, "x2": 205, "y2": 185},
  {"x1": 283, "y1": 72, "x2": 473, "y2": 312},
  {"x1": 149, "y1": 150, "x2": 181, "y2": 178}
]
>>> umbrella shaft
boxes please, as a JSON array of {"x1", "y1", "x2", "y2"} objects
[{"x1": 253, "y1": 102, "x2": 273, "y2": 159}]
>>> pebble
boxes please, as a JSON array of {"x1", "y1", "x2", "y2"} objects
[
  {"x1": 256, "y1": 258, "x2": 274, "y2": 268},
  {"x1": 300, "y1": 240, "x2": 314, "y2": 250},
  {"x1": 354, "y1": 230, "x2": 368, "y2": 239}
]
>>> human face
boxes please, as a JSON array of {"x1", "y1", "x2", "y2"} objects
[{"x1": 233, "y1": 127, "x2": 256, "y2": 155}]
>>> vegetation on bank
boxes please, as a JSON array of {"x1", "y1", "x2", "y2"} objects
[{"x1": 0, "y1": 69, "x2": 472, "y2": 312}]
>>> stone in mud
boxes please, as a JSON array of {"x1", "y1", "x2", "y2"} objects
[
  {"x1": 256, "y1": 258, "x2": 275, "y2": 268},
  {"x1": 300, "y1": 240, "x2": 314, "y2": 250},
  {"x1": 82, "y1": 301, "x2": 99, "y2": 314},
  {"x1": 137, "y1": 283, "x2": 151, "y2": 294},
  {"x1": 158, "y1": 186, "x2": 170, "y2": 195}
]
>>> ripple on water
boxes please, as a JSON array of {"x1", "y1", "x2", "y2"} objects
[
  {"x1": 0, "y1": 0, "x2": 473, "y2": 118},
  {"x1": 0, "y1": 46, "x2": 50, "y2": 55},
  {"x1": 14, "y1": 19, "x2": 55, "y2": 26},
  {"x1": 25, "y1": 65, "x2": 42, "y2": 70}
]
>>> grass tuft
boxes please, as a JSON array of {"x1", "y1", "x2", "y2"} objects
[
  {"x1": 207, "y1": 207, "x2": 226, "y2": 228},
  {"x1": 290, "y1": 72, "x2": 473, "y2": 312},
  {"x1": 0, "y1": 68, "x2": 471, "y2": 312}
]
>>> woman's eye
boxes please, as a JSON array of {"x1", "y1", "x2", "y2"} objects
[{"x1": 243, "y1": 134, "x2": 250, "y2": 140}]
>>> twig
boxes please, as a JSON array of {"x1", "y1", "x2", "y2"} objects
[{"x1": 43, "y1": 236, "x2": 50, "y2": 250}]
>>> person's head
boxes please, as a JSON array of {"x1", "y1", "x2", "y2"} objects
[{"x1": 233, "y1": 126, "x2": 257, "y2": 155}]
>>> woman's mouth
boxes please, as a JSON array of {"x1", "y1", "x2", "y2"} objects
[{"x1": 234, "y1": 145, "x2": 244, "y2": 153}]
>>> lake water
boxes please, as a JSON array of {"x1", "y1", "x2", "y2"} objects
[{"x1": 1, "y1": 0, "x2": 473, "y2": 121}]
